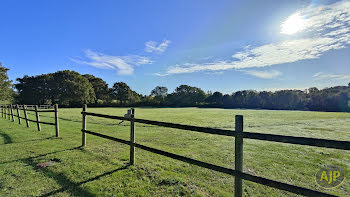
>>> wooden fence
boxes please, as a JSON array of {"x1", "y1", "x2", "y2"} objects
[
  {"x1": 81, "y1": 105, "x2": 350, "y2": 197},
  {"x1": 0, "y1": 104, "x2": 59, "y2": 137},
  {"x1": 17, "y1": 104, "x2": 54, "y2": 109}
]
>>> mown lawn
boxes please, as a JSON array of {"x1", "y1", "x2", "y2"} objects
[{"x1": 0, "y1": 107, "x2": 349, "y2": 196}]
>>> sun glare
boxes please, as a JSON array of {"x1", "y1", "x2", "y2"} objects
[{"x1": 281, "y1": 12, "x2": 307, "y2": 35}]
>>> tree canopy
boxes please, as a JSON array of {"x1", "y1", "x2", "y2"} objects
[
  {"x1": 12, "y1": 69, "x2": 350, "y2": 112},
  {"x1": 167, "y1": 85, "x2": 206, "y2": 106},
  {"x1": 0, "y1": 62, "x2": 14, "y2": 102},
  {"x1": 83, "y1": 74, "x2": 109, "y2": 103},
  {"x1": 111, "y1": 82, "x2": 131, "y2": 105},
  {"x1": 16, "y1": 70, "x2": 95, "y2": 106}
]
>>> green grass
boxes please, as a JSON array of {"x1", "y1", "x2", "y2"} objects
[{"x1": 0, "y1": 107, "x2": 349, "y2": 196}]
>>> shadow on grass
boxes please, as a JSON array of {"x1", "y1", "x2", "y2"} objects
[
  {"x1": 1, "y1": 146, "x2": 129, "y2": 196},
  {"x1": 0, "y1": 147, "x2": 82, "y2": 165},
  {"x1": 0, "y1": 132, "x2": 13, "y2": 144},
  {"x1": 39, "y1": 165, "x2": 129, "y2": 197},
  {"x1": 0, "y1": 136, "x2": 55, "y2": 146},
  {"x1": 17, "y1": 146, "x2": 129, "y2": 196}
]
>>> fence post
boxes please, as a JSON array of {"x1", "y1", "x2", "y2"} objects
[
  {"x1": 130, "y1": 108, "x2": 135, "y2": 165},
  {"x1": 10, "y1": 104, "x2": 15, "y2": 122},
  {"x1": 23, "y1": 105, "x2": 29, "y2": 127},
  {"x1": 82, "y1": 104, "x2": 87, "y2": 146},
  {"x1": 235, "y1": 115, "x2": 243, "y2": 197},
  {"x1": 16, "y1": 104, "x2": 21, "y2": 124},
  {"x1": 54, "y1": 104, "x2": 59, "y2": 137},
  {"x1": 8, "y1": 105, "x2": 11, "y2": 120},
  {"x1": 35, "y1": 105, "x2": 41, "y2": 131},
  {"x1": 7, "y1": 105, "x2": 9, "y2": 120},
  {"x1": 1, "y1": 105, "x2": 3, "y2": 117},
  {"x1": 4, "y1": 105, "x2": 6, "y2": 119}
]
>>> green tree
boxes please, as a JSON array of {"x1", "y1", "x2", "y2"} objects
[
  {"x1": 83, "y1": 74, "x2": 109, "y2": 104},
  {"x1": 151, "y1": 86, "x2": 168, "y2": 104},
  {"x1": 205, "y1": 91, "x2": 223, "y2": 105},
  {"x1": 111, "y1": 82, "x2": 131, "y2": 105},
  {"x1": 15, "y1": 74, "x2": 52, "y2": 104},
  {"x1": 151, "y1": 86, "x2": 168, "y2": 98},
  {"x1": 168, "y1": 85, "x2": 206, "y2": 106},
  {"x1": 50, "y1": 70, "x2": 95, "y2": 106},
  {"x1": 16, "y1": 70, "x2": 95, "y2": 106},
  {"x1": 0, "y1": 62, "x2": 14, "y2": 102}
]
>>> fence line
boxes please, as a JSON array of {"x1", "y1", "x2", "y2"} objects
[
  {"x1": 17, "y1": 104, "x2": 53, "y2": 109},
  {"x1": 0, "y1": 104, "x2": 60, "y2": 137},
  {"x1": 81, "y1": 106, "x2": 349, "y2": 197},
  {"x1": 82, "y1": 111, "x2": 349, "y2": 150}
]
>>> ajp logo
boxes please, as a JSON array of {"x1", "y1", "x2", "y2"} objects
[{"x1": 315, "y1": 165, "x2": 344, "y2": 188}]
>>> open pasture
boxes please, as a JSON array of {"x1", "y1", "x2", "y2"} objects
[{"x1": 0, "y1": 107, "x2": 349, "y2": 196}]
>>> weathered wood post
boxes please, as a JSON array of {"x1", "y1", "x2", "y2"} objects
[
  {"x1": 235, "y1": 115, "x2": 243, "y2": 197},
  {"x1": 1, "y1": 105, "x2": 3, "y2": 117},
  {"x1": 130, "y1": 108, "x2": 135, "y2": 165},
  {"x1": 10, "y1": 104, "x2": 15, "y2": 122},
  {"x1": 23, "y1": 105, "x2": 29, "y2": 127},
  {"x1": 4, "y1": 105, "x2": 6, "y2": 119},
  {"x1": 82, "y1": 104, "x2": 87, "y2": 146},
  {"x1": 35, "y1": 105, "x2": 41, "y2": 131},
  {"x1": 7, "y1": 105, "x2": 11, "y2": 120},
  {"x1": 54, "y1": 104, "x2": 59, "y2": 137},
  {"x1": 16, "y1": 104, "x2": 21, "y2": 124}
]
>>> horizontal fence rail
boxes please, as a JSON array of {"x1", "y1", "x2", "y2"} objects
[
  {"x1": 25, "y1": 109, "x2": 55, "y2": 112},
  {"x1": 83, "y1": 111, "x2": 236, "y2": 137},
  {"x1": 0, "y1": 104, "x2": 59, "y2": 137},
  {"x1": 82, "y1": 111, "x2": 350, "y2": 151},
  {"x1": 82, "y1": 128, "x2": 335, "y2": 197},
  {"x1": 5, "y1": 113, "x2": 56, "y2": 126},
  {"x1": 81, "y1": 106, "x2": 349, "y2": 197},
  {"x1": 17, "y1": 104, "x2": 54, "y2": 109}
]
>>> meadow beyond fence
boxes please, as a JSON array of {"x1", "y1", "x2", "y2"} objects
[
  {"x1": 81, "y1": 105, "x2": 350, "y2": 197},
  {"x1": 0, "y1": 105, "x2": 349, "y2": 196},
  {"x1": 0, "y1": 104, "x2": 59, "y2": 137}
]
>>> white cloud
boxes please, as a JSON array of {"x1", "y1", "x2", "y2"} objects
[
  {"x1": 71, "y1": 50, "x2": 152, "y2": 75},
  {"x1": 242, "y1": 70, "x2": 282, "y2": 79},
  {"x1": 145, "y1": 40, "x2": 171, "y2": 54},
  {"x1": 313, "y1": 72, "x2": 350, "y2": 80},
  {"x1": 281, "y1": 12, "x2": 307, "y2": 35},
  {"x1": 158, "y1": 1, "x2": 350, "y2": 76}
]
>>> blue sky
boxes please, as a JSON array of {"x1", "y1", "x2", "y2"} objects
[{"x1": 1, "y1": 0, "x2": 350, "y2": 95}]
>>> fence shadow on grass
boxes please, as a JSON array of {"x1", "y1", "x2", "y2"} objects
[
  {"x1": 39, "y1": 165, "x2": 129, "y2": 197},
  {"x1": 1, "y1": 146, "x2": 129, "y2": 196},
  {"x1": 21, "y1": 157, "x2": 96, "y2": 197},
  {"x1": 0, "y1": 147, "x2": 82, "y2": 165},
  {"x1": 0, "y1": 136, "x2": 55, "y2": 146},
  {"x1": 0, "y1": 132, "x2": 13, "y2": 144},
  {"x1": 16, "y1": 146, "x2": 129, "y2": 197}
]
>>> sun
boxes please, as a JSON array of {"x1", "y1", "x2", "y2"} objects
[{"x1": 281, "y1": 12, "x2": 307, "y2": 35}]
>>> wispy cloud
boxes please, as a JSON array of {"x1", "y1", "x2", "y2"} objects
[
  {"x1": 145, "y1": 40, "x2": 171, "y2": 54},
  {"x1": 71, "y1": 50, "x2": 152, "y2": 75},
  {"x1": 158, "y1": 1, "x2": 350, "y2": 76},
  {"x1": 313, "y1": 72, "x2": 350, "y2": 80},
  {"x1": 242, "y1": 70, "x2": 282, "y2": 79}
]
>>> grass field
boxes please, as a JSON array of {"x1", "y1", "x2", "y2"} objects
[{"x1": 0, "y1": 107, "x2": 349, "y2": 196}]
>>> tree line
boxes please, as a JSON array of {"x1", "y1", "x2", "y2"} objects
[{"x1": 1, "y1": 63, "x2": 349, "y2": 112}]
